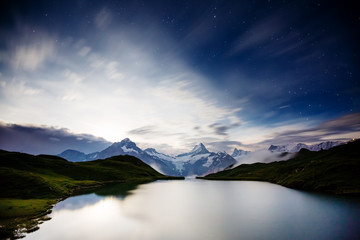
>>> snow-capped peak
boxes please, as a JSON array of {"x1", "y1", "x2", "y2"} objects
[
  {"x1": 115, "y1": 138, "x2": 137, "y2": 148},
  {"x1": 120, "y1": 138, "x2": 132, "y2": 144},
  {"x1": 102, "y1": 138, "x2": 140, "y2": 155},
  {"x1": 190, "y1": 143, "x2": 209, "y2": 155},
  {"x1": 231, "y1": 148, "x2": 250, "y2": 158}
]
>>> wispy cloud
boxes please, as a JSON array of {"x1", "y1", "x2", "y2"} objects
[
  {"x1": 0, "y1": 27, "x2": 57, "y2": 72},
  {"x1": 94, "y1": 7, "x2": 112, "y2": 29},
  {"x1": 230, "y1": 14, "x2": 285, "y2": 55},
  {"x1": 260, "y1": 113, "x2": 360, "y2": 146},
  {"x1": 1, "y1": 3, "x2": 357, "y2": 155},
  {"x1": 206, "y1": 140, "x2": 245, "y2": 154},
  {"x1": 128, "y1": 126, "x2": 158, "y2": 136},
  {"x1": 234, "y1": 150, "x2": 295, "y2": 166},
  {"x1": 11, "y1": 40, "x2": 55, "y2": 71},
  {"x1": 0, "y1": 20, "x2": 243, "y2": 152},
  {"x1": 229, "y1": 6, "x2": 323, "y2": 61},
  {"x1": 208, "y1": 123, "x2": 229, "y2": 136}
]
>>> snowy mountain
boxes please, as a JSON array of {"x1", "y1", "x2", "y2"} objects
[
  {"x1": 188, "y1": 151, "x2": 236, "y2": 176},
  {"x1": 58, "y1": 138, "x2": 178, "y2": 176},
  {"x1": 268, "y1": 141, "x2": 345, "y2": 153},
  {"x1": 308, "y1": 141, "x2": 345, "y2": 151},
  {"x1": 58, "y1": 139, "x2": 236, "y2": 177},
  {"x1": 58, "y1": 138, "x2": 143, "y2": 161},
  {"x1": 231, "y1": 148, "x2": 251, "y2": 161},
  {"x1": 174, "y1": 143, "x2": 236, "y2": 176},
  {"x1": 268, "y1": 145, "x2": 289, "y2": 152},
  {"x1": 91, "y1": 138, "x2": 143, "y2": 160},
  {"x1": 177, "y1": 143, "x2": 210, "y2": 158},
  {"x1": 173, "y1": 143, "x2": 236, "y2": 176}
]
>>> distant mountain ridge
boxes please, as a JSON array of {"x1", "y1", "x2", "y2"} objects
[
  {"x1": 268, "y1": 141, "x2": 345, "y2": 153},
  {"x1": 58, "y1": 139, "x2": 236, "y2": 177}
]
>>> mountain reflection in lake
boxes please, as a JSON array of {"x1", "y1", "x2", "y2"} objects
[{"x1": 25, "y1": 180, "x2": 360, "y2": 240}]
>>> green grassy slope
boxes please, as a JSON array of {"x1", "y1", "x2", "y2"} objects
[
  {"x1": 0, "y1": 151, "x2": 183, "y2": 238},
  {"x1": 0, "y1": 151, "x2": 182, "y2": 199},
  {"x1": 199, "y1": 140, "x2": 360, "y2": 195}
]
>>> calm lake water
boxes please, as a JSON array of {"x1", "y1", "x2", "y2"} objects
[{"x1": 25, "y1": 180, "x2": 360, "y2": 240}]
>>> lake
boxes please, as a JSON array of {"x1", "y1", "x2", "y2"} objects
[{"x1": 25, "y1": 180, "x2": 360, "y2": 240}]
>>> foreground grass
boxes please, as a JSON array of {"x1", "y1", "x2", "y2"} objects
[
  {"x1": 0, "y1": 151, "x2": 183, "y2": 238},
  {"x1": 199, "y1": 140, "x2": 360, "y2": 196},
  {"x1": 0, "y1": 199, "x2": 56, "y2": 219}
]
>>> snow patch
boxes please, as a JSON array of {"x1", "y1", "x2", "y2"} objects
[
  {"x1": 173, "y1": 161, "x2": 185, "y2": 172},
  {"x1": 176, "y1": 153, "x2": 211, "y2": 164},
  {"x1": 121, "y1": 146, "x2": 139, "y2": 154},
  {"x1": 145, "y1": 150, "x2": 175, "y2": 161},
  {"x1": 203, "y1": 155, "x2": 215, "y2": 167}
]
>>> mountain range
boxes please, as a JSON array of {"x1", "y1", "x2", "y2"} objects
[
  {"x1": 58, "y1": 139, "x2": 239, "y2": 177},
  {"x1": 59, "y1": 138, "x2": 345, "y2": 177},
  {"x1": 268, "y1": 141, "x2": 344, "y2": 152}
]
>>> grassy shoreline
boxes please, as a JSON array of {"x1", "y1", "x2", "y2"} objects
[{"x1": 0, "y1": 151, "x2": 183, "y2": 239}]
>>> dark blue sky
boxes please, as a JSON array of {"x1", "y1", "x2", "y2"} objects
[{"x1": 0, "y1": 0, "x2": 359, "y2": 154}]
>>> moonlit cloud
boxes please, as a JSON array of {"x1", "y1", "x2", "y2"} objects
[
  {"x1": 12, "y1": 40, "x2": 55, "y2": 71},
  {"x1": 259, "y1": 113, "x2": 360, "y2": 146},
  {"x1": 0, "y1": 19, "x2": 243, "y2": 153},
  {"x1": 0, "y1": 27, "x2": 56, "y2": 72},
  {"x1": 0, "y1": 1, "x2": 359, "y2": 154},
  {"x1": 94, "y1": 7, "x2": 112, "y2": 29},
  {"x1": 231, "y1": 14, "x2": 286, "y2": 55}
]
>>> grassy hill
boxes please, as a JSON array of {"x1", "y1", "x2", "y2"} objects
[
  {"x1": 0, "y1": 150, "x2": 183, "y2": 238},
  {"x1": 199, "y1": 140, "x2": 360, "y2": 196}
]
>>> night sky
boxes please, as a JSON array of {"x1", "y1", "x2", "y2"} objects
[{"x1": 0, "y1": 0, "x2": 359, "y2": 154}]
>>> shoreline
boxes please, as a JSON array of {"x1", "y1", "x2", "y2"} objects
[{"x1": 0, "y1": 177, "x2": 183, "y2": 239}]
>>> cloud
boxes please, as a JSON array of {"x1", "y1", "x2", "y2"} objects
[
  {"x1": 260, "y1": 112, "x2": 360, "y2": 146},
  {"x1": 319, "y1": 113, "x2": 360, "y2": 132},
  {"x1": 0, "y1": 21, "x2": 245, "y2": 154},
  {"x1": 0, "y1": 123, "x2": 111, "y2": 155},
  {"x1": 230, "y1": 14, "x2": 285, "y2": 54},
  {"x1": 279, "y1": 105, "x2": 290, "y2": 109},
  {"x1": 4, "y1": 8, "x2": 349, "y2": 156},
  {"x1": 229, "y1": 6, "x2": 322, "y2": 61},
  {"x1": 0, "y1": 27, "x2": 57, "y2": 72},
  {"x1": 11, "y1": 40, "x2": 55, "y2": 71},
  {"x1": 206, "y1": 140, "x2": 245, "y2": 154},
  {"x1": 208, "y1": 123, "x2": 229, "y2": 136},
  {"x1": 0, "y1": 80, "x2": 43, "y2": 99},
  {"x1": 78, "y1": 46, "x2": 91, "y2": 57},
  {"x1": 95, "y1": 7, "x2": 112, "y2": 29},
  {"x1": 64, "y1": 69, "x2": 84, "y2": 83},
  {"x1": 105, "y1": 61, "x2": 124, "y2": 80},
  {"x1": 128, "y1": 126, "x2": 158, "y2": 135},
  {"x1": 234, "y1": 150, "x2": 295, "y2": 166}
]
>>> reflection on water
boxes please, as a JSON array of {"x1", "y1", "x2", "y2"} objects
[
  {"x1": 54, "y1": 182, "x2": 142, "y2": 211},
  {"x1": 25, "y1": 180, "x2": 360, "y2": 240}
]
